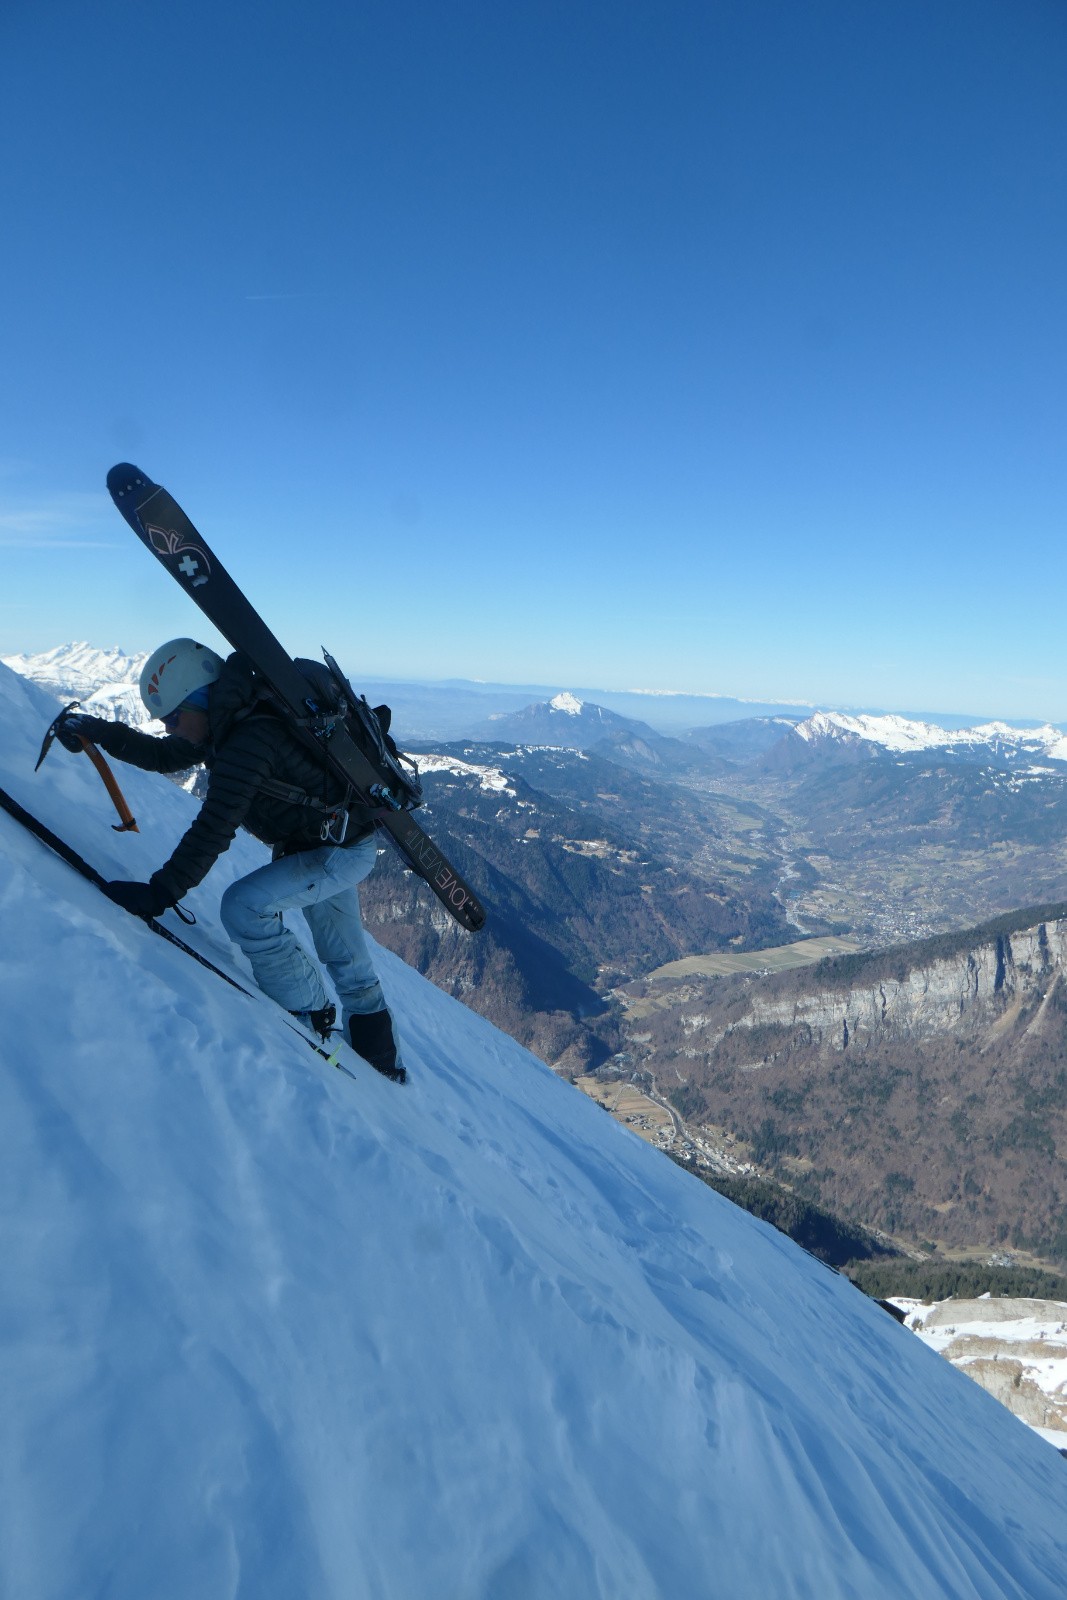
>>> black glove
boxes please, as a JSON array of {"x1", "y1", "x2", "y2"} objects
[
  {"x1": 54, "y1": 711, "x2": 107, "y2": 752},
  {"x1": 104, "y1": 879, "x2": 175, "y2": 919}
]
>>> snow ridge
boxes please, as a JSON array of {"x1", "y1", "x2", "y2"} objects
[
  {"x1": 1, "y1": 640, "x2": 146, "y2": 693},
  {"x1": 1, "y1": 640, "x2": 154, "y2": 729},
  {"x1": 798, "y1": 709, "x2": 1067, "y2": 764},
  {"x1": 415, "y1": 752, "x2": 516, "y2": 794}
]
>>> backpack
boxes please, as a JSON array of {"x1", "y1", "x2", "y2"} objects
[
  {"x1": 294, "y1": 651, "x2": 423, "y2": 812},
  {"x1": 243, "y1": 650, "x2": 422, "y2": 841}
]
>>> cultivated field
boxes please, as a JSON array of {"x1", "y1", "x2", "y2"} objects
[{"x1": 646, "y1": 934, "x2": 861, "y2": 982}]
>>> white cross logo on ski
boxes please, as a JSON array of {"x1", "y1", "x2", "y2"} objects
[
  {"x1": 176, "y1": 554, "x2": 209, "y2": 587},
  {"x1": 143, "y1": 523, "x2": 212, "y2": 589}
]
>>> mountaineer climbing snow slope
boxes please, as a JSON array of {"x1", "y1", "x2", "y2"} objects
[
  {"x1": 1, "y1": 655, "x2": 1066, "y2": 1600},
  {"x1": 49, "y1": 636, "x2": 410, "y2": 1080}
]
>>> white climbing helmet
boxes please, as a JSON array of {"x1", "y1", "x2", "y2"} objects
[{"x1": 139, "y1": 638, "x2": 224, "y2": 718}]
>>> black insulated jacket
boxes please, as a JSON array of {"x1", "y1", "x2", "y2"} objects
[{"x1": 84, "y1": 653, "x2": 368, "y2": 902}]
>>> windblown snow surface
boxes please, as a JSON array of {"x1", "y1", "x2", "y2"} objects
[{"x1": 1, "y1": 658, "x2": 1066, "y2": 1600}]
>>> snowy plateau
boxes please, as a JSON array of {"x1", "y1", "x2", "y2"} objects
[
  {"x1": 2, "y1": 659, "x2": 1067, "y2": 1598},
  {"x1": 893, "y1": 1298, "x2": 1067, "y2": 1452}
]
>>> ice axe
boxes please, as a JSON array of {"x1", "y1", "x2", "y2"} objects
[{"x1": 36, "y1": 701, "x2": 139, "y2": 833}]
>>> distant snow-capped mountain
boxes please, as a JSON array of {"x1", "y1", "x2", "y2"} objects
[
  {"x1": 796, "y1": 710, "x2": 1067, "y2": 767},
  {"x1": 482, "y1": 692, "x2": 656, "y2": 749},
  {"x1": 1, "y1": 641, "x2": 146, "y2": 697},
  {"x1": 0, "y1": 641, "x2": 153, "y2": 729}
]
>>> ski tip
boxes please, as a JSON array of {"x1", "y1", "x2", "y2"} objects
[{"x1": 106, "y1": 462, "x2": 156, "y2": 503}]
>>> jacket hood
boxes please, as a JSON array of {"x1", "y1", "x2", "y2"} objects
[{"x1": 208, "y1": 652, "x2": 262, "y2": 748}]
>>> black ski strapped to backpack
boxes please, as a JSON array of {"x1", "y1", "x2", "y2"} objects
[
  {"x1": 247, "y1": 650, "x2": 423, "y2": 845},
  {"x1": 106, "y1": 462, "x2": 486, "y2": 931}
]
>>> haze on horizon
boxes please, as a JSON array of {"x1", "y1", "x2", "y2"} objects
[{"x1": 8, "y1": 638, "x2": 1067, "y2": 737}]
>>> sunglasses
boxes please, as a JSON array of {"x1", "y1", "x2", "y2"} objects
[{"x1": 162, "y1": 702, "x2": 198, "y2": 731}]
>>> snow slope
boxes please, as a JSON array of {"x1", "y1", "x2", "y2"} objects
[{"x1": 1, "y1": 661, "x2": 1066, "y2": 1600}]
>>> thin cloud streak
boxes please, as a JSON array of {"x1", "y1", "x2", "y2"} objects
[
  {"x1": 0, "y1": 538, "x2": 122, "y2": 549},
  {"x1": 0, "y1": 496, "x2": 119, "y2": 549}
]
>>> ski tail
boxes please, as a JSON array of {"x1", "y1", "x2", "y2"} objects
[{"x1": 382, "y1": 812, "x2": 486, "y2": 931}]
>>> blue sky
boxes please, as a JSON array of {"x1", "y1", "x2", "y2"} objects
[{"x1": 1, "y1": 0, "x2": 1065, "y2": 718}]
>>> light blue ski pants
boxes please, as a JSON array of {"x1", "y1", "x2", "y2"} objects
[{"x1": 219, "y1": 834, "x2": 390, "y2": 1036}]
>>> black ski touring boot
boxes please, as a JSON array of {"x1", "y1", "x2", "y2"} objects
[
  {"x1": 349, "y1": 1009, "x2": 406, "y2": 1084},
  {"x1": 290, "y1": 1002, "x2": 336, "y2": 1042}
]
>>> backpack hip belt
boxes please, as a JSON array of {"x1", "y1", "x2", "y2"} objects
[{"x1": 256, "y1": 775, "x2": 394, "y2": 843}]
